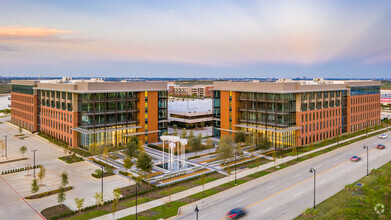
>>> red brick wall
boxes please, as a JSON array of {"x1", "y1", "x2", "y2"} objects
[
  {"x1": 347, "y1": 94, "x2": 381, "y2": 132},
  {"x1": 10, "y1": 92, "x2": 37, "y2": 132}
]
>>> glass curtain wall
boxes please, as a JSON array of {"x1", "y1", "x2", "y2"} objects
[{"x1": 213, "y1": 91, "x2": 221, "y2": 137}]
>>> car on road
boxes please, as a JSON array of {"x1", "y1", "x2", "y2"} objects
[
  {"x1": 379, "y1": 134, "x2": 388, "y2": 139},
  {"x1": 226, "y1": 208, "x2": 247, "y2": 219},
  {"x1": 377, "y1": 144, "x2": 386, "y2": 150},
  {"x1": 350, "y1": 156, "x2": 361, "y2": 162}
]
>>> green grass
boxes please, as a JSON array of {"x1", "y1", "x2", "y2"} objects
[
  {"x1": 189, "y1": 189, "x2": 221, "y2": 199},
  {"x1": 192, "y1": 176, "x2": 219, "y2": 185},
  {"x1": 295, "y1": 162, "x2": 391, "y2": 219},
  {"x1": 121, "y1": 197, "x2": 153, "y2": 207},
  {"x1": 248, "y1": 171, "x2": 271, "y2": 178},
  {"x1": 119, "y1": 201, "x2": 188, "y2": 220},
  {"x1": 221, "y1": 179, "x2": 249, "y2": 188},
  {"x1": 159, "y1": 186, "x2": 189, "y2": 195},
  {"x1": 67, "y1": 210, "x2": 110, "y2": 220}
]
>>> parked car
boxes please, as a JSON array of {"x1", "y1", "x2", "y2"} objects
[
  {"x1": 226, "y1": 208, "x2": 247, "y2": 219},
  {"x1": 377, "y1": 144, "x2": 386, "y2": 150},
  {"x1": 350, "y1": 156, "x2": 361, "y2": 162},
  {"x1": 379, "y1": 134, "x2": 388, "y2": 139}
]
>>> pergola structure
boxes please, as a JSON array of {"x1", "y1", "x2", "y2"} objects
[{"x1": 160, "y1": 135, "x2": 188, "y2": 171}]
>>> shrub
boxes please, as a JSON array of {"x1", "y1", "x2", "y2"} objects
[{"x1": 25, "y1": 186, "x2": 73, "y2": 199}]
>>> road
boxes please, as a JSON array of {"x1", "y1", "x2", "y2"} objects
[{"x1": 175, "y1": 131, "x2": 391, "y2": 220}]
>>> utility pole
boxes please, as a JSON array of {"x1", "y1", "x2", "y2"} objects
[{"x1": 31, "y1": 150, "x2": 38, "y2": 178}]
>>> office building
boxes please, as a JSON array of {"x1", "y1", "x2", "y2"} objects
[
  {"x1": 212, "y1": 79, "x2": 381, "y2": 149},
  {"x1": 10, "y1": 78, "x2": 168, "y2": 149}
]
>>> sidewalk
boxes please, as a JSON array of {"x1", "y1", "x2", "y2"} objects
[{"x1": 93, "y1": 126, "x2": 390, "y2": 220}]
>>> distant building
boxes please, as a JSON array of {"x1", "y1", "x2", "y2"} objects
[
  {"x1": 10, "y1": 78, "x2": 168, "y2": 149},
  {"x1": 213, "y1": 79, "x2": 381, "y2": 149},
  {"x1": 381, "y1": 90, "x2": 391, "y2": 104},
  {"x1": 168, "y1": 98, "x2": 213, "y2": 128},
  {"x1": 169, "y1": 85, "x2": 213, "y2": 97}
]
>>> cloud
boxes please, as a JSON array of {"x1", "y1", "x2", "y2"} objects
[{"x1": 0, "y1": 45, "x2": 18, "y2": 51}]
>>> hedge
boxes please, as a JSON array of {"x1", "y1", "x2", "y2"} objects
[
  {"x1": 1, "y1": 165, "x2": 40, "y2": 175},
  {"x1": 58, "y1": 156, "x2": 84, "y2": 164},
  {"x1": 25, "y1": 186, "x2": 73, "y2": 199},
  {"x1": 91, "y1": 172, "x2": 114, "y2": 179},
  {"x1": 90, "y1": 158, "x2": 116, "y2": 169}
]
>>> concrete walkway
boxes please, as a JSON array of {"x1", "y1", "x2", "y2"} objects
[{"x1": 94, "y1": 126, "x2": 390, "y2": 220}]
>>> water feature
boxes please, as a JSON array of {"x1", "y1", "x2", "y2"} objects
[{"x1": 157, "y1": 160, "x2": 194, "y2": 171}]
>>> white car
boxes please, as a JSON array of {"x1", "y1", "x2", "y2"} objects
[{"x1": 379, "y1": 134, "x2": 388, "y2": 139}]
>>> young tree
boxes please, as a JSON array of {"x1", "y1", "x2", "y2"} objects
[
  {"x1": 167, "y1": 186, "x2": 173, "y2": 202},
  {"x1": 94, "y1": 192, "x2": 103, "y2": 209},
  {"x1": 180, "y1": 129, "x2": 187, "y2": 138},
  {"x1": 19, "y1": 146, "x2": 27, "y2": 158},
  {"x1": 57, "y1": 187, "x2": 66, "y2": 208},
  {"x1": 112, "y1": 196, "x2": 118, "y2": 219},
  {"x1": 200, "y1": 174, "x2": 206, "y2": 193},
  {"x1": 74, "y1": 197, "x2": 85, "y2": 213},
  {"x1": 19, "y1": 126, "x2": 22, "y2": 133},
  {"x1": 189, "y1": 134, "x2": 203, "y2": 156},
  {"x1": 102, "y1": 147, "x2": 109, "y2": 161},
  {"x1": 37, "y1": 166, "x2": 46, "y2": 186},
  {"x1": 235, "y1": 143, "x2": 242, "y2": 155},
  {"x1": 61, "y1": 171, "x2": 69, "y2": 187},
  {"x1": 31, "y1": 178, "x2": 39, "y2": 195},
  {"x1": 123, "y1": 156, "x2": 133, "y2": 170},
  {"x1": 272, "y1": 152, "x2": 277, "y2": 167},
  {"x1": 188, "y1": 130, "x2": 195, "y2": 139},
  {"x1": 217, "y1": 136, "x2": 234, "y2": 165},
  {"x1": 172, "y1": 124, "x2": 178, "y2": 136},
  {"x1": 235, "y1": 131, "x2": 247, "y2": 143},
  {"x1": 88, "y1": 143, "x2": 100, "y2": 156},
  {"x1": 227, "y1": 165, "x2": 232, "y2": 181},
  {"x1": 125, "y1": 136, "x2": 139, "y2": 159},
  {"x1": 255, "y1": 157, "x2": 261, "y2": 171},
  {"x1": 256, "y1": 136, "x2": 271, "y2": 152},
  {"x1": 292, "y1": 147, "x2": 297, "y2": 162},
  {"x1": 136, "y1": 152, "x2": 153, "y2": 177}
]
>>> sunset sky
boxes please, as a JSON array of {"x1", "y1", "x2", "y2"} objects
[{"x1": 1, "y1": 0, "x2": 391, "y2": 78}]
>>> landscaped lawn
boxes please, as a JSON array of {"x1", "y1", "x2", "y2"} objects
[
  {"x1": 118, "y1": 201, "x2": 188, "y2": 220},
  {"x1": 221, "y1": 179, "x2": 249, "y2": 188},
  {"x1": 248, "y1": 171, "x2": 271, "y2": 178},
  {"x1": 189, "y1": 189, "x2": 220, "y2": 199},
  {"x1": 122, "y1": 197, "x2": 154, "y2": 208},
  {"x1": 67, "y1": 210, "x2": 110, "y2": 220},
  {"x1": 296, "y1": 162, "x2": 391, "y2": 219},
  {"x1": 159, "y1": 185, "x2": 190, "y2": 195},
  {"x1": 192, "y1": 176, "x2": 220, "y2": 185}
]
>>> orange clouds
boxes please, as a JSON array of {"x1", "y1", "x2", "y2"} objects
[{"x1": 0, "y1": 26, "x2": 72, "y2": 39}]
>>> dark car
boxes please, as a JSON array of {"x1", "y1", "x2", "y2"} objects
[
  {"x1": 226, "y1": 208, "x2": 247, "y2": 219},
  {"x1": 377, "y1": 144, "x2": 386, "y2": 150},
  {"x1": 350, "y1": 156, "x2": 361, "y2": 162}
]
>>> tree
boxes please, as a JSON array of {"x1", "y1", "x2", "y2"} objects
[
  {"x1": 136, "y1": 152, "x2": 153, "y2": 177},
  {"x1": 235, "y1": 131, "x2": 247, "y2": 143},
  {"x1": 19, "y1": 126, "x2": 22, "y2": 133},
  {"x1": 74, "y1": 197, "x2": 85, "y2": 213},
  {"x1": 125, "y1": 136, "x2": 139, "y2": 159},
  {"x1": 88, "y1": 143, "x2": 100, "y2": 156},
  {"x1": 245, "y1": 133, "x2": 254, "y2": 149},
  {"x1": 61, "y1": 171, "x2": 69, "y2": 187},
  {"x1": 57, "y1": 187, "x2": 66, "y2": 208},
  {"x1": 31, "y1": 178, "x2": 39, "y2": 195},
  {"x1": 123, "y1": 156, "x2": 133, "y2": 170},
  {"x1": 217, "y1": 136, "x2": 234, "y2": 165},
  {"x1": 206, "y1": 138, "x2": 214, "y2": 153},
  {"x1": 180, "y1": 129, "x2": 187, "y2": 138},
  {"x1": 235, "y1": 143, "x2": 242, "y2": 155},
  {"x1": 172, "y1": 124, "x2": 178, "y2": 136},
  {"x1": 292, "y1": 147, "x2": 297, "y2": 162},
  {"x1": 256, "y1": 136, "x2": 271, "y2": 152},
  {"x1": 94, "y1": 192, "x2": 103, "y2": 209},
  {"x1": 227, "y1": 166, "x2": 231, "y2": 181},
  {"x1": 112, "y1": 196, "x2": 118, "y2": 219},
  {"x1": 188, "y1": 130, "x2": 195, "y2": 139},
  {"x1": 0, "y1": 140, "x2": 4, "y2": 157},
  {"x1": 189, "y1": 134, "x2": 203, "y2": 156},
  {"x1": 255, "y1": 157, "x2": 261, "y2": 171},
  {"x1": 272, "y1": 152, "x2": 277, "y2": 167},
  {"x1": 19, "y1": 146, "x2": 27, "y2": 158},
  {"x1": 102, "y1": 147, "x2": 109, "y2": 161},
  {"x1": 167, "y1": 186, "x2": 173, "y2": 202},
  {"x1": 37, "y1": 166, "x2": 46, "y2": 186},
  {"x1": 200, "y1": 174, "x2": 206, "y2": 193},
  {"x1": 105, "y1": 166, "x2": 113, "y2": 175}
]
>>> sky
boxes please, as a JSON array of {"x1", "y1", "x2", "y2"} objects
[{"x1": 0, "y1": 0, "x2": 391, "y2": 78}]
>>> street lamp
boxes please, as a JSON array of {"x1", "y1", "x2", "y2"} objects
[
  {"x1": 234, "y1": 153, "x2": 238, "y2": 185},
  {"x1": 4, "y1": 135, "x2": 8, "y2": 159},
  {"x1": 101, "y1": 166, "x2": 104, "y2": 197},
  {"x1": 363, "y1": 145, "x2": 369, "y2": 176},
  {"x1": 194, "y1": 205, "x2": 199, "y2": 220},
  {"x1": 135, "y1": 182, "x2": 140, "y2": 220},
  {"x1": 31, "y1": 150, "x2": 38, "y2": 178},
  {"x1": 309, "y1": 168, "x2": 316, "y2": 209}
]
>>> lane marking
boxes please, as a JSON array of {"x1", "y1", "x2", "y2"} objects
[
  {"x1": 294, "y1": 192, "x2": 303, "y2": 197},
  {"x1": 218, "y1": 147, "x2": 377, "y2": 220}
]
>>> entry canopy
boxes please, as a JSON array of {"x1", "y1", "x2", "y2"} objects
[{"x1": 160, "y1": 135, "x2": 181, "y2": 142}]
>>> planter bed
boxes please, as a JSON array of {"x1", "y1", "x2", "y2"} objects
[
  {"x1": 91, "y1": 172, "x2": 115, "y2": 179},
  {"x1": 89, "y1": 158, "x2": 116, "y2": 169},
  {"x1": 58, "y1": 155, "x2": 84, "y2": 164},
  {"x1": 25, "y1": 186, "x2": 73, "y2": 199},
  {"x1": 161, "y1": 169, "x2": 210, "y2": 183},
  {"x1": 1, "y1": 165, "x2": 40, "y2": 175},
  {"x1": 0, "y1": 157, "x2": 27, "y2": 164}
]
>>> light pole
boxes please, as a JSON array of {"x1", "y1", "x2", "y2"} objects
[
  {"x1": 4, "y1": 135, "x2": 8, "y2": 159},
  {"x1": 363, "y1": 145, "x2": 369, "y2": 176},
  {"x1": 309, "y1": 168, "x2": 316, "y2": 209},
  {"x1": 101, "y1": 166, "x2": 104, "y2": 197},
  {"x1": 194, "y1": 205, "x2": 199, "y2": 220},
  {"x1": 31, "y1": 150, "x2": 38, "y2": 178},
  {"x1": 135, "y1": 183, "x2": 140, "y2": 220},
  {"x1": 234, "y1": 153, "x2": 238, "y2": 185}
]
